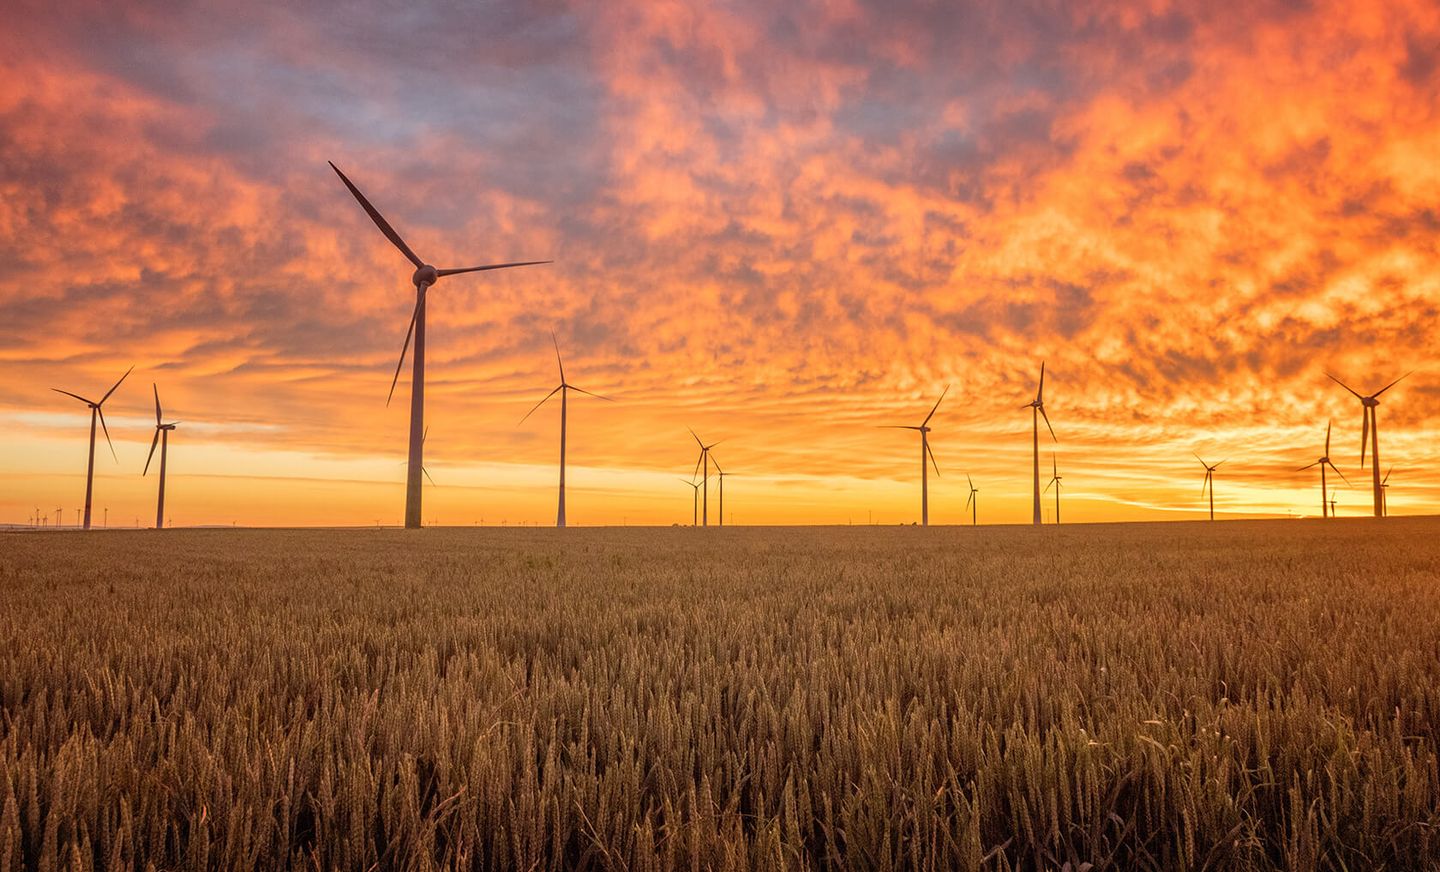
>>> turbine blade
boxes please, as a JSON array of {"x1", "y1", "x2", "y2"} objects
[
  {"x1": 567, "y1": 385, "x2": 613, "y2": 401},
  {"x1": 387, "y1": 289, "x2": 422, "y2": 407},
  {"x1": 1361, "y1": 408, "x2": 1370, "y2": 468},
  {"x1": 689, "y1": 427, "x2": 705, "y2": 449},
  {"x1": 435, "y1": 261, "x2": 551, "y2": 277},
  {"x1": 1325, "y1": 372, "x2": 1364, "y2": 400},
  {"x1": 550, "y1": 331, "x2": 565, "y2": 383},
  {"x1": 1037, "y1": 361, "x2": 1045, "y2": 403},
  {"x1": 1193, "y1": 452, "x2": 1207, "y2": 468},
  {"x1": 1297, "y1": 461, "x2": 1320, "y2": 471},
  {"x1": 1040, "y1": 406, "x2": 1056, "y2": 442},
  {"x1": 926, "y1": 440, "x2": 940, "y2": 477},
  {"x1": 1372, "y1": 371, "x2": 1412, "y2": 398},
  {"x1": 153, "y1": 383, "x2": 162, "y2": 425},
  {"x1": 423, "y1": 466, "x2": 437, "y2": 487},
  {"x1": 143, "y1": 428, "x2": 160, "y2": 475},
  {"x1": 1044, "y1": 478, "x2": 1054, "y2": 494},
  {"x1": 328, "y1": 161, "x2": 424, "y2": 268},
  {"x1": 967, "y1": 473, "x2": 974, "y2": 490},
  {"x1": 691, "y1": 451, "x2": 704, "y2": 482},
  {"x1": 51, "y1": 388, "x2": 94, "y2": 405},
  {"x1": 1328, "y1": 461, "x2": 1351, "y2": 486},
  {"x1": 1382, "y1": 466, "x2": 1392, "y2": 484},
  {"x1": 1325, "y1": 420, "x2": 1331, "y2": 455},
  {"x1": 879, "y1": 425, "x2": 923, "y2": 430},
  {"x1": 922, "y1": 384, "x2": 950, "y2": 426},
  {"x1": 99, "y1": 366, "x2": 133, "y2": 405},
  {"x1": 518, "y1": 385, "x2": 562, "y2": 424},
  {"x1": 965, "y1": 491, "x2": 973, "y2": 510},
  {"x1": 97, "y1": 407, "x2": 116, "y2": 462}
]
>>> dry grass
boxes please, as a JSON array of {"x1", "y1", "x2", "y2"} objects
[{"x1": 2, "y1": 519, "x2": 1439, "y2": 870}]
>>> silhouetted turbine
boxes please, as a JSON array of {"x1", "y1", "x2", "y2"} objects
[
  {"x1": 681, "y1": 478, "x2": 701, "y2": 526},
  {"x1": 1326, "y1": 371, "x2": 1410, "y2": 518},
  {"x1": 1380, "y1": 467, "x2": 1393, "y2": 516},
  {"x1": 1297, "y1": 420, "x2": 1348, "y2": 518},
  {"x1": 880, "y1": 385, "x2": 948, "y2": 526},
  {"x1": 520, "y1": 333, "x2": 612, "y2": 528},
  {"x1": 689, "y1": 430, "x2": 722, "y2": 526},
  {"x1": 1195, "y1": 454, "x2": 1224, "y2": 521},
  {"x1": 1025, "y1": 363, "x2": 1057, "y2": 526},
  {"x1": 330, "y1": 161, "x2": 549, "y2": 529},
  {"x1": 1044, "y1": 453, "x2": 1063, "y2": 524},
  {"x1": 143, "y1": 384, "x2": 181, "y2": 529},
  {"x1": 965, "y1": 474, "x2": 978, "y2": 526},
  {"x1": 713, "y1": 458, "x2": 734, "y2": 527},
  {"x1": 51, "y1": 366, "x2": 132, "y2": 531}
]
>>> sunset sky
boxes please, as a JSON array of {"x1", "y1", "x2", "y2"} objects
[{"x1": 2, "y1": 0, "x2": 1438, "y2": 527}]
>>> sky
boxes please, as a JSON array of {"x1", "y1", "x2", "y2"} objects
[{"x1": 1, "y1": 0, "x2": 1438, "y2": 527}]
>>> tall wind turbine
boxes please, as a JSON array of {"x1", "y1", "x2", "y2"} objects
[
  {"x1": 519, "y1": 333, "x2": 612, "y2": 528},
  {"x1": 1025, "y1": 364, "x2": 1056, "y2": 526},
  {"x1": 1044, "y1": 453, "x2": 1063, "y2": 524},
  {"x1": 1297, "y1": 421, "x2": 1348, "y2": 518},
  {"x1": 329, "y1": 162, "x2": 549, "y2": 529},
  {"x1": 681, "y1": 478, "x2": 701, "y2": 526},
  {"x1": 143, "y1": 384, "x2": 181, "y2": 529},
  {"x1": 689, "y1": 430, "x2": 722, "y2": 526},
  {"x1": 965, "y1": 475, "x2": 978, "y2": 526},
  {"x1": 880, "y1": 386, "x2": 948, "y2": 526},
  {"x1": 1195, "y1": 454, "x2": 1223, "y2": 521},
  {"x1": 51, "y1": 366, "x2": 132, "y2": 531},
  {"x1": 1381, "y1": 467, "x2": 1393, "y2": 516},
  {"x1": 1326, "y1": 372, "x2": 1410, "y2": 518}
]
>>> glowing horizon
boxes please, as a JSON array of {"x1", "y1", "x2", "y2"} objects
[{"x1": 1, "y1": 0, "x2": 1437, "y2": 527}]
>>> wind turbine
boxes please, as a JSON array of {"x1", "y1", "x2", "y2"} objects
[
  {"x1": 1025, "y1": 364, "x2": 1056, "y2": 526},
  {"x1": 880, "y1": 386, "x2": 948, "y2": 526},
  {"x1": 689, "y1": 430, "x2": 722, "y2": 526},
  {"x1": 1381, "y1": 467, "x2": 1393, "y2": 516},
  {"x1": 1297, "y1": 421, "x2": 1348, "y2": 518},
  {"x1": 143, "y1": 384, "x2": 181, "y2": 529},
  {"x1": 1044, "y1": 453, "x2": 1063, "y2": 524},
  {"x1": 519, "y1": 332, "x2": 612, "y2": 528},
  {"x1": 1329, "y1": 490, "x2": 1338, "y2": 517},
  {"x1": 329, "y1": 161, "x2": 549, "y2": 529},
  {"x1": 965, "y1": 475, "x2": 978, "y2": 526},
  {"x1": 1327, "y1": 371, "x2": 1410, "y2": 518},
  {"x1": 680, "y1": 478, "x2": 701, "y2": 526},
  {"x1": 1195, "y1": 454, "x2": 1223, "y2": 521},
  {"x1": 51, "y1": 366, "x2": 132, "y2": 531},
  {"x1": 713, "y1": 458, "x2": 733, "y2": 527}
]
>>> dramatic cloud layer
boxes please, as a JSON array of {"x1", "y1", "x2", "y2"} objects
[{"x1": 2, "y1": 0, "x2": 1437, "y2": 525}]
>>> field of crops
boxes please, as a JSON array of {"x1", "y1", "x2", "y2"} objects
[{"x1": 3, "y1": 520, "x2": 1440, "y2": 870}]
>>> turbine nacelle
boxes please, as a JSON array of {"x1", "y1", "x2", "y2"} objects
[{"x1": 412, "y1": 264, "x2": 439, "y2": 287}]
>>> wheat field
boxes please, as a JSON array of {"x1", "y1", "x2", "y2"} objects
[{"x1": 2, "y1": 520, "x2": 1439, "y2": 870}]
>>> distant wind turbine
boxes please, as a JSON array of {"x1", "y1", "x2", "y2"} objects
[
  {"x1": 965, "y1": 475, "x2": 978, "y2": 526},
  {"x1": 713, "y1": 458, "x2": 733, "y2": 527},
  {"x1": 1326, "y1": 371, "x2": 1410, "y2": 518},
  {"x1": 1196, "y1": 454, "x2": 1223, "y2": 521},
  {"x1": 681, "y1": 478, "x2": 701, "y2": 526},
  {"x1": 1025, "y1": 364, "x2": 1056, "y2": 526},
  {"x1": 143, "y1": 384, "x2": 181, "y2": 529},
  {"x1": 880, "y1": 385, "x2": 948, "y2": 526},
  {"x1": 689, "y1": 430, "x2": 722, "y2": 526},
  {"x1": 51, "y1": 366, "x2": 132, "y2": 531},
  {"x1": 1044, "y1": 453, "x2": 1063, "y2": 524},
  {"x1": 519, "y1": 333, "x2": 612, "y2": 528},
  {"x1": 1329, "y1": 490, "x2": 1338, "y2": 517},
  {"x1": 329, "y1": 161, "x2": 549, "y2": 529},
  {"x1": 1381, "y1": 467, "x2": 1393, "y2": 516},
  {"x1": 1297, "y1": 421, "x2": 1348, "y2": 518}
]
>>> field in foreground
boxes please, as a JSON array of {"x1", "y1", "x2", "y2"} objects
[{"x1": 3, "y1": 521, "x2": 1440, "y2": 871}]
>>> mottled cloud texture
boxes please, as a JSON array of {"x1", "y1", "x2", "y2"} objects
[{"x1": 1, "y1": 0, "x2": 1437, "y2": 524}]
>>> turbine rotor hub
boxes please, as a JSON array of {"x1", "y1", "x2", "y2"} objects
[
  {"x1": 413, "y1": 264, "x2": 439, "y2": 286},
  {"x1": 1362, "y1": 397, "x2": 1378, "y2": 407}
]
